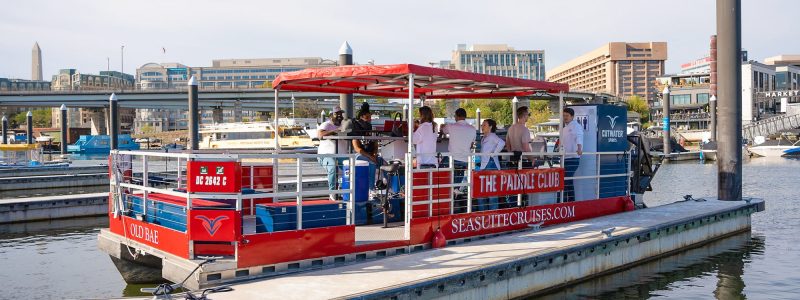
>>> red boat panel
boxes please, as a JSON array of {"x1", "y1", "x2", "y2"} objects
[
  {"x1": 242, "y1": 165, "x2": 274, "y2": 190},
  {"x1": 188, "y1": 209, "x2": 241, "y2": 242},
  {"x1": 187, "y1": 161, "x2": 242, "y2": 193},
  {"x1": 193, "y1": 242, "x2": 236, "y2": 256},
  {"x1": 108, "y1": 213, "x2": 190, "y2": 258},
  {"x1": 409, "y1": 196, "x2": 631, "y2": 245},
  {"x1": 412, "y1": 171, "x2": 451, "y2": 218},
  {"x1": 237, "y1": 225, "x2": 356, "y2": 267}
]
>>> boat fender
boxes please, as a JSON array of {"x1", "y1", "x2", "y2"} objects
[
  {"x1": 432, "y1": 227, "x2": 447, "y2": 249},
  {"x1": 624, "y1": 198, "x2": 636, "y2": 211}
]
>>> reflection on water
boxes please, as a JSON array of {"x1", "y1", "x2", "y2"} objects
[
  {"x1": 0, "y1": 158, "x2": 798, "y2": 299},
  {"x1": 531, "y1": 157, "x2": 800, "y2": 300},
  {"x1": 0, "y1": 217, "x2": 165, "y2": 299},
  {"x1": 532, "y1": 232, "x2": 763, "y2": 300}
]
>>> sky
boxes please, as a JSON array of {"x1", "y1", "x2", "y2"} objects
[{"x1": 1, "y1": 0, "x2": 798, "y2": 80}]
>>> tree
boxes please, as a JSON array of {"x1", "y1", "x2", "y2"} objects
[
  {"x1": 12, "y1": 109, "x2": 51, "y2": 128},
  {"x1": 625, "y1": 95, "x2": 650, "y2": 125},
  {"x1": 526, "y1": 100, "x2": 554, "y2": 127}
]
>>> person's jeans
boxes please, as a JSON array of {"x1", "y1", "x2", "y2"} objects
[
  {"x1": 318, "y1": 157, "x2": 340, "y2": 191},
  {"x1": 476, "y1": 159, "x2": 499, "y2": 211},
  {"x1": 564, "y1": 158, "x2": 580, "y2": 202}
]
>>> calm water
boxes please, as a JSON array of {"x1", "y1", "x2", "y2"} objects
[{"x1": 0, "y1": 158, "x2": 798, "y2": 299}]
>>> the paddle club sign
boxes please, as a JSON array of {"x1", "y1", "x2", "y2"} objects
[{"x1": 472, "y1": 168, "x2": 564, "y2": 198}]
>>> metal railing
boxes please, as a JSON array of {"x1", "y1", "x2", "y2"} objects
[
  {"x1": 111, "y1": 150, "x2": 357, "y2": 234},
  {"x1": 406, "y1": 151, "x2": 632, "y2": 218}
]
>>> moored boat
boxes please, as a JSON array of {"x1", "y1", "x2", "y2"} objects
[{"x1": 98, "y1": 64, "x2": 660, "y2": 292}]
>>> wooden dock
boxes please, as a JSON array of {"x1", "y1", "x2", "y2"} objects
[{"x1": 199, "y1": 198, "x2": 763, "y2": 300}]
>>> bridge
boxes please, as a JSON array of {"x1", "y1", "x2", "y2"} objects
[
  {"x1": 0, "y1": 89, "x2": 395, "y2": 110},
  {"x1": 743, "y1": 113, "x2": 800, "y2": 141}
]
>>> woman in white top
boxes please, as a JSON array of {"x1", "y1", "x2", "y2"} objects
[
  {"x1": 413, "y1": 106, "x2": 438, "y2": 168},
  {"x1": 478, "y1": 119, "x2": 504, "y2": 211},
  {"x1": 480, "y1": 119, "x2": 505, "y2": 170}
]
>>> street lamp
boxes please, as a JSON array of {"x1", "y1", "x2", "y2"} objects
[{"x1": 291, "y1": 94, "x2": 296, "y2": 119}]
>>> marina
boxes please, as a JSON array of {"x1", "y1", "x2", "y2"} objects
[
  {"x1": 1, "y1": 158, "x2": 795, "y2": 299},
  {"x1": 1, "y1": 1, "x2": 799, "y2": 299}
]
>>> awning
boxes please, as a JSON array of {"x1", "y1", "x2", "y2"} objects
[{"x1": 272, "y1": 64, "x2": 569, "y2": 99}]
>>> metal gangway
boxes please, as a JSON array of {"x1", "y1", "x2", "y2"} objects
[{"x1": 743, "y1": 113, "x2": 800, "y2": 141}]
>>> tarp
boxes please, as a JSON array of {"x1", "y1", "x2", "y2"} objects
[{"x1": 272, "y1": 64, "x2": 568, "y2": 99}]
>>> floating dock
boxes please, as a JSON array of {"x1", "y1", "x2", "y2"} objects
[
  {"x1": 190, "y1": 198, "x2": 761, "y2": 299},
  {"x1": 0, "y1": 192, "x2": 108, "y2": 223}
]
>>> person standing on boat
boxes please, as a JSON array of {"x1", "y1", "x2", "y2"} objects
[
  {"x1": 351, "y1": 102, "x2": 384, "y2": 188},
  {"x1": 560, "y1": 107, "x2": 583, "y2": 202},
  {"x1": 413, "y1": 106, "x2": 438, "y2": 168},
  {"x1": 506, "y1": 106, "x2": 535, "y2": 168},
  {"x1": 317, "y1": 107, "x2": 345, "y2": 196},
  {"x1": 439, "y1": 108, "x2": 476, "y2": 189},
  {"x1": 479, "y1": 119, "x2": 504, "y2": 210}
]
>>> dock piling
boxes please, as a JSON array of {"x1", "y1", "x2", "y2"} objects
[
  {"x1": 26, "y1": 111, "x2": 33, "y2": 144},
  {"x1": 2, "y1": 115, "x2": 7, "y2": 144},
  {"x1": 661, "y1": 86, "x2": 671, "y2": 158},
  {"x1": 109, "y1": 94, "x2": 118, "y2": 150},
  {"x1": 188, "y1": 76, "x2": 199, "y2": 150},
  {"x1": 716, "y1": 0, "x2": 743, "y2": 200},
  {"x1": 339, "y1": 41, "x2": 353, "y2": 119},
  {"x1": 60, "y1": 104, "x2": 67, "y2": 154}
]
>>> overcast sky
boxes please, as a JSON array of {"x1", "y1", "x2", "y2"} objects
[{"x1": 1, "y1": 0, "x2": 798, "y2": 80}]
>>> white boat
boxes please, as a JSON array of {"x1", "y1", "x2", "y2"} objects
[
  {"x1": 200, "y1": 122, "x2": 316, "y2": 150},
  {"x1": 746, "y1": 135, "x2": 800, "y2": 157},
  {"x1": 747, "y1": 145, "x2": 799, "y2": 157}
]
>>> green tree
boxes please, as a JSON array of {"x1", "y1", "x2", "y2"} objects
[
  {"x1": 12, "y1": 109, "x2": 51, "y2": 128},
  {"x1": 625, "y1": 95, "x2": 650, "y2": 124},
  {"x1": 527, "y1": 100, "x2": 554, "y2": 127}
]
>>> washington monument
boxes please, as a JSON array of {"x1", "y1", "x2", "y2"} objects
[{"x1": 32, "y1": 42, "x2": 42, "y2": 81}]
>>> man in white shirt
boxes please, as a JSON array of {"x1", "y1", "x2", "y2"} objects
[
  {"x1": 560, "y1": 107, "x2": 584, "y2": 202},
  {"x1": 440, "y1": 108, "x2": 476, "y2": 186},
  {"x1": 317, "y1": 107, "x2": 344, "y2": 193}
]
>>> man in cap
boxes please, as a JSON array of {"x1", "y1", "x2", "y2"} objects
[{"x1": 317, "y1": 107, "x2": 345, "y2": 196}]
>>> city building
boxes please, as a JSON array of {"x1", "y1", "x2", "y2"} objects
[
  {"x1": 680, "y1": 50, "x2": 748, "y2": 75},
  {"x1": 0, "y1": 78, "x2": 51, "y2": 91},
  {"x1": 653, "y1": 73, "x2": 712, "y2": 130},
  {"x1": 548, "y1": 42, "x2": 667, "y2": 103},
  {"x1": 32, "y1": 42, "x2": 42, "y2": 81},
  {"x1": 50, "y1": 107, "x2": 93, "y2": 129},
  {"x1": 450, "y1": 44, "x2": 545, "y2": 80},
  {"x1": 51, "y1": 69, "x2": 135, "y2": 91},
  {"x1": 136, "y1": 57, "x2": 337, "y2": 90},
  {"x1": 764, "y1": 55, "x2": 800, "y2": 67},
  {"x1": 679, "y1": 56, "x2": 711, "y2": 75}
]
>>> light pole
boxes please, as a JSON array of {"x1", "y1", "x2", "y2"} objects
[
  {"x1": 709, "y1": 94, "x2": 717, "y2": 142},
  {"x1": 512, "y1": 96, "x2": 519, "y2": 122},
  {"x1": 537, "y1": 55, "x2": 543, "y2": 80},
  {"x1": 120, "y1": 45, "x2": 125, "y2": 75},
  {"x1": 291, "y1": 94, "x2": 296, "y2": 119}
]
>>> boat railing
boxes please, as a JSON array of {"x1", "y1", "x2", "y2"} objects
[
  {"x1": 108, "y1": 149, "x2": 631, "y2": 247},
  {"x1": 406, "y1": 150, "x2": 632, "y2": 218},
  {"x1": 111, "y1": 150, "x2": 358, "y2": 236}
]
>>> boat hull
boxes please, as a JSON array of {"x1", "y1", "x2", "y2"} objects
[{"x1": 747, "y1": 145, "x2": 795, "y2": 157}]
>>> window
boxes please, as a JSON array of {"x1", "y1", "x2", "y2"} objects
[
  {"x1": 670, "y1": 94, "x2": 691, "y2": 105},
  {"x1": 697, "y1": 93, "x2": 709, "y2": 104}
]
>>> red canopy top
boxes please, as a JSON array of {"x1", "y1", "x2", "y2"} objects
[{"x1": 272, "y1": 64, "x2": 568, "y2": 99}]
